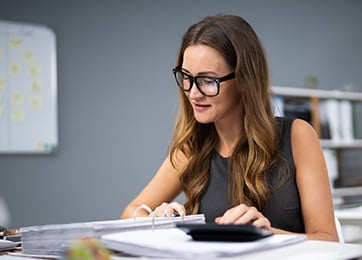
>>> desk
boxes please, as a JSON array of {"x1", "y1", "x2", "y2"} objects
[
  {"x1": 108, "y1": 240, "x2": 360, "y2": 260},
  {"x1": 220, "y1": 240, "x2": 362, "y2": 260},
  {"x1": 1, "y1": 240, "x2": 361, "y2": 260}
]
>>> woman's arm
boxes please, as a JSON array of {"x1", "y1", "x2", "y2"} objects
[
  {"x1": 291, "y1": 119, "x2": 338, "y2": 241},
  {"x1": 216, "y1": 119, "x2": 339, "y2": 242},
  {"x1": 121, "y1": 153, "x2": 186, "y2": 219}
]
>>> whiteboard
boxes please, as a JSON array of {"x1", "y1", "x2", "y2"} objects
[{"x1": 0, "y1": 21, "x2": 57, "y2": 153}]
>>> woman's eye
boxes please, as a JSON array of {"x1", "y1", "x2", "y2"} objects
[{"x1": 201, "y1": 78, "x2": 215, "y2": 85}]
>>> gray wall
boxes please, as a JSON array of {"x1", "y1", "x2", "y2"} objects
[{"x1": 1, "y1": 0, "x2": 361, "y2": 228}]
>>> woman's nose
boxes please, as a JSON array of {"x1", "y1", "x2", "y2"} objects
[{"x1": 188, "y1": 82, "x2": 203, "y2": 98}]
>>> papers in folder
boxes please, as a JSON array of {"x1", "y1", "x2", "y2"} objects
[
  {"x1": 101, "y1": 228, "x2": 307, "y2": 258},
  {"x1": 0, "y1": 240, "x2": 18, "y2": 252},
  {"x1": 20, "y1": 214, "x2": 205, "y2": 256}
]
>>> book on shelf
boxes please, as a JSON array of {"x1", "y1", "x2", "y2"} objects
[
  {"x1": 19, "y1": 214, "x2": 205, "y2": 256},
  {"x1": 320, "y1": 99, "x2": 354, "y2": 142},
  {"x1": 272, "y1": 95, "x2": 285, "y2": 117},
  {"x1": 339, "y1": 100, "x2": 354, "y2": 141}
]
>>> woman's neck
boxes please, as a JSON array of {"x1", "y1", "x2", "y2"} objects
[{"x1": 214, "y1": 121, "x2": 242, "y2": 158}]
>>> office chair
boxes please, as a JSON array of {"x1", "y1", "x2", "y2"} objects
[{"x1": 335, "y1": 215, "x2": 344, "y2": 243}]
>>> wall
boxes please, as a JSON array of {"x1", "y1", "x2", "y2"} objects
[{"x1": 0, "y1": 0, "x2": 361, "y2": 228}]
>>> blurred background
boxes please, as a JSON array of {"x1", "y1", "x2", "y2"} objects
[{"x1": 0, "y1": 0, "x2": 361, "y2": 235}]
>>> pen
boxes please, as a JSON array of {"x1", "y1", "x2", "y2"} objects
[{"x1": 171, "y1": 211, "x2": 180, "y2": 217}]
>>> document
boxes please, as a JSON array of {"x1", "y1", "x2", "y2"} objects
[
  {"x1": 20, "y1": 214, "x2": 205, "y2": 256},
  {"x1": 0, "y1": 240, "x2": 18, "y2": 252},
  {"x1": 101, "y1": 228, "x2": 307, "y2": 259}
]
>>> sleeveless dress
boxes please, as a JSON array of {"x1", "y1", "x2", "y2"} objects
[{"x1": 198, "y1": 117, "x2": 305, "y2": 233}]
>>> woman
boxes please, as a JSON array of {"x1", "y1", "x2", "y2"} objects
[{"x1": 121, "y1": 14, "x2": 338, "y2": 241}]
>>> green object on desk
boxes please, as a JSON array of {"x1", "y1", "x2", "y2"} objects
[{"x1": 65, "y1": 237, "x2": 110, "y2": 260}]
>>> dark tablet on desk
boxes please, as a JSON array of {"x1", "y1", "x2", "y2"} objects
[{"x1": 176, "y1": 223, "x2": 274, "y2": 242}]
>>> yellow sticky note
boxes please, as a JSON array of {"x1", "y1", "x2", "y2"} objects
[
  {"x1": 0, "y1": 79, "x2": 6, "y2": 90},
  {"x1": 29, "y1": 96, "x2": 43, "y2": 109},
  {"x1": 9, "y1": 37, "x2": 22, "y2": 49},
  {"x1": 29, "y1": 80, "x2": 42, "y2": 92},
  {"x1": 24, "y1": 51, "x2": 35, "y2": 62},
  {"x1": 11, "y1": 91, "x2": 24, "y2": 105},
  {"x1": 36, "y1": 141, "x2": 43, "y2": 149},
  {"x1": 11, "y1": 109, "x2": 25, "y2": 122},
  {"x1": 29, "y1": 64, "x2": 40, "y2": 76},
  {"x1": 9, "y1": 63, "x2": 21, "y2": 75}
]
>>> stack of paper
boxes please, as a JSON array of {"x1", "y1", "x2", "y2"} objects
[
  {"x1": 0, "y1": 240, "x2": 18, "y2": 252},
  {"x1": 101, "y1": 228, "x2": 306, "y2": 258},
  {"x1": 20, "y1": 214, "x2": 205, "y2": 256}
]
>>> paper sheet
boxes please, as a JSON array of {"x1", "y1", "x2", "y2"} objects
[{"x1": 101, "y1": 228, "x2": 307, "y2": 259}]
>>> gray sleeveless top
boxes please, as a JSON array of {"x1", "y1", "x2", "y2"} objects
[{"x1": 199, "y1": 117, "x2": 305, "y2": 233}]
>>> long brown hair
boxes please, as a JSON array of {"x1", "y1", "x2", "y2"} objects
[{"x1": 170, "y1": 14, "x2": 279, "y2": 214}]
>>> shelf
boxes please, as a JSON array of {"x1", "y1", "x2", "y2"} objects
[
  {"x1": 272, "y1": 86, "x2": 362, "y2": 101},
  {"x1": 333, "y1": 186, "x2": 362, "y2": 197},
  {"x1": 320, "y1": 139, "x2": 362, "y2": 149},
  {"x1": 273, "y1": 86, "x2": 362, "y2": 198}
]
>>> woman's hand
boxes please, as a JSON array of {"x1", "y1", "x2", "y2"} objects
[
  {"x1": 215, "y1": 204, "x2": 271, "y2": 230},
  {"x1": 150, "y1": 202, "x2": 186, "y2": 217}
]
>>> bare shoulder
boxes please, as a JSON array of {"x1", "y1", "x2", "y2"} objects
[
  {"x1": 290, "y1": 118, "x2": 324, "y2": 168},
  {"x1": 291, "y1": 118, "x2": 318, "y2": 138}
]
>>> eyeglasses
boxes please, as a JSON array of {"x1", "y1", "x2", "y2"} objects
[{"x1": 172, "y1": 68, "x2": 235, "y2": 97}]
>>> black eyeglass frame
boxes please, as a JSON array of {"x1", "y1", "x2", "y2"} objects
[{"x1": 172, "y1": 68, "x2": 235, "y2": 97}]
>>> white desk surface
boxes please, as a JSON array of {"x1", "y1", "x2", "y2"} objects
[
  {"x1": 1, "y1": 240, "x2": 361, "y2": 260},
  {"x1": 221, "y1": 240, "x2": 362, "y2": 260},
  {"x1": 112, "y1": 240, "x2": 362, "y2": 260},
  {"x1": 113, "y1": 240, "x2": 362, "y2": 260}
]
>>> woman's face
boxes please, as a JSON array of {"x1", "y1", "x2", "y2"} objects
[{"x1": 182, "y1": 44, "x2": 242, "y2": 125}]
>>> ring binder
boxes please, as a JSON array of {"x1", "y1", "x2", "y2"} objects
[
  {"x1": 20, "y1": 211, "x2": 205, "y2": 256},
  {"x1": 132, "y1": 204, "x2": 155, "y2": 230},
  {"x1": 132, "y1": 204, "x2": 152, "y2": 219},
  {"x1": 132, "y1": 203, "x2": 186, "y2": 231}
]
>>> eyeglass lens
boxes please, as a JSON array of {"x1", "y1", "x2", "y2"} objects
[{"x1": 174, "y1": 71, "x2": 219, "y2": 96}]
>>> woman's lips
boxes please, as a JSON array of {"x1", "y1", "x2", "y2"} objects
[{"x1": 193, "y1": 103, "x2": 210, "y2": 112}]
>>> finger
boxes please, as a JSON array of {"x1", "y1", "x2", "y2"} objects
[
  {"x1": 150, "y1": 206, "x2": 160, "y2": 217},
  {"x1": 234, "y1": 206, "x2": 259, "y2": 225},
  {"x1": 152, "y1": 203, "x2": 169, "y2": 217},
  {"x1": 214, "y1": 216, "x2": 222, "y2": 224},
  {"x1": 234, "y1": 207, "x2": 271, "y2": 230},
  {"x1": 169, "y1": 202, "x2": 186, "y2": 216},
  {"x1": 251, "y1": 217, "x2": 271, "y2": 230},
  {"x1": 162, "y1": 202, "x2": 186, "y2": 217},
  {"x1": 217, "y1": 204, "x2": 249, "y2": 224},
  {"x1": 162, "y1": 207, "x2": 176, "y2": 217}
]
